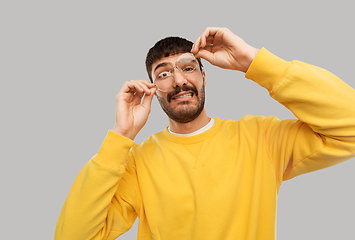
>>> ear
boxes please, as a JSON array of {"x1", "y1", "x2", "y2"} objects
[{"x1": 202, "y1": 69, "x2": 206, "y2": 87}]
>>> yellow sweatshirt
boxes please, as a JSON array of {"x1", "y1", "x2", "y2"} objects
[{"x1": 55, "y1": 48, "x2": 355, "y2": 240}]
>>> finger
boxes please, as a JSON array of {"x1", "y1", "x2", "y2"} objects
[
  {"x1": 191, "y1": 36, "x2": 201, "y2": 54},
  {"x1": 200, "y1": 27, "x2": 220, "y2": 46},
  {"x1": 192, "y1": 28, "x2": 220, "y2": 53},
  {"x1": 137, "y1": 79, "x2": 155, "y2": 88},
  {"x1": 136, "y1": 82, "x2": 152, "y2": 95},
  {"x1": 192, "y1": 36, "x2": 211, "y2": 54},
  {"x1": 136, "y1": 80, "x2": 156, "y2": 94},
  {"x1": 205, "y1": 36, "x2": 215, "y2": 45},
  {"x1": 141, "y1": 88, "x2": 156, "y2": 110},
  {"x1": 135, "y1": 91, "x2": 145, "y2": 100},
  {"x1": 126, "y1": 84, "x2": 144, "y2": 95},
  {"x1": 194, "y1": 48, "x2": 215, "y2": 64},
  {"x1": 123, "y1": 80, "x2": 154, "y2": 94}
]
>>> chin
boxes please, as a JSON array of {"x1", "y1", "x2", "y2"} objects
[
  {"x1": 159, "y1": 97, "x2": 205, "y2": 124},
  {"x1": 157, "y1": 85, "x2": 206, "y2": 124},
  {"x1": 170, "y1": 108, "x2": 204, "y2": 123}
]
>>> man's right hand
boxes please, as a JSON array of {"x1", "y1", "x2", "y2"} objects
[{"x1": 112, "y1": 80, "x2": 156, "y2": 140}]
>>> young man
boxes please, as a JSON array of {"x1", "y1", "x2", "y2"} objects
[{"x1": 55, "y1": 27, "x2": 355, "y2": 240}]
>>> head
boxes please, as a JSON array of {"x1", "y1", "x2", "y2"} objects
[
  {"x1": 145, "y1": 36, "x2": 206, "y2": 123},
  {"x1": 145, "y1": 36, "x2": 203, "y2": 82}
]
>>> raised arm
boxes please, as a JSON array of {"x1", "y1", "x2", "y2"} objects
[
  {"x1": 55, "y1": 80, "x2": 156, "y2": 239},
  {"x1": 193, "y1": 27, "x2": 355, "y2": 180},
  {"x1": 245, "y1": 48, "x2": 355, "y2": 180}
]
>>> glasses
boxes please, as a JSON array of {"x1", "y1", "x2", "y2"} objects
[{"x1": 153, "y1": 53, "x2": 199, "y2": 92}]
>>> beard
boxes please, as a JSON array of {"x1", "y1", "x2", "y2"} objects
[{"x1": 157, "y1": 84, "x2": 205, "y2": 123}]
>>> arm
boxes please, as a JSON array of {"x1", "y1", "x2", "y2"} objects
[
  {"x1": 55, "y1": 80, "x2": 156, "y2": 239},
  {"x1": 192, "y1": 27, "x2": 355, "y2": 180},
  {"x1": 245, "y1": 49, "x2": 355, "y2": 180}
]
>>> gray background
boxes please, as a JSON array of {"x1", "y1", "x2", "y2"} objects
[{"x1": 1, "y1": 0, "x2": 354, "y2": 239}]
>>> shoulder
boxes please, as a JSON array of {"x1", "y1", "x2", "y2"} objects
[
  {"x1": 216, "y1": 115, "x2": 291, "y2": 137},
  {"x1": 131, "y1": 130, "x2": 166, "y2": 153},
  {"x1": 217, "y1": 115, "x2": 275, "y2": 128}
]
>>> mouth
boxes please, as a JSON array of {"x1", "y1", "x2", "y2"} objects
[
  {"x1": 171, "y1": 91, "x2": 194, "y2": 101},
  {"x1": 167, "y1": 85, "x2": 198, "y2": 102}
]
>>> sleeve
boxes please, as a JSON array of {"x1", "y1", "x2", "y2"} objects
[
  {"x1": 245, "y1": 48, "x2": 355, "y2": 181},
  {"x1": 54, "y1": 130, "x2": 141, "y2": 240}
]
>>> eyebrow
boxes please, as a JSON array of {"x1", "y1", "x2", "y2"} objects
[{"x1": 153, "y1": 62, "x2": 173, "y2": 74}]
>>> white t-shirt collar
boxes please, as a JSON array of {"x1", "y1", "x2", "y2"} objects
[{"x1": 168, "y1": 118, "x2": 215, "y2": 137}]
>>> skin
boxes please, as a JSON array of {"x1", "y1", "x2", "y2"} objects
[
  {"x1": 152, "y1": 54, "x2": 209, "y2": 134},
  {"x1": 112, "y1": 27, "x2": 259, "y2": 140}
]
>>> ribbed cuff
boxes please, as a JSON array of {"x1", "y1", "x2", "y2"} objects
[
  {"x1": 95, "y1": 130, "x2": 135, "y2": 170},
  {"x1": 245, "y1": 48, "x2": 291, "y2": 93}
]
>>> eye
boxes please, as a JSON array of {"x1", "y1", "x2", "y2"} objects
[
  {"x1": 182, "y1": 65, "x2": 195, "y2": 73},
  {"x1": 157, "y1": 71, "x2": 171, "y2": 79}
]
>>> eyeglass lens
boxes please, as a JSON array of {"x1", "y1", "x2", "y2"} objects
[{"x1": 154, "y1": 54, "x2": 197, "y2": 92}]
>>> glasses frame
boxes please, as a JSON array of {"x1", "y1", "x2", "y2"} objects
[{"x1": 153, "y1": 53, "x2": 199, "y2": 92}]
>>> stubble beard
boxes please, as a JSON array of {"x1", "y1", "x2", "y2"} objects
[{"x1": 157, "y1": 85, "x2": 205, "y2": 123}]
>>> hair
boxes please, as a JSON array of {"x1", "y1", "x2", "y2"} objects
[{"x1": 145, "y1": 36, "x2": 203, "y2": 82}]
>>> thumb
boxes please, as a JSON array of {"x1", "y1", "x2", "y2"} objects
[
  {"x1": 194, "y1": 48, "x2": 215, "y2": 65},
  {"x1": 141, "y1": 88, "x2": 156, "y2": 110}
]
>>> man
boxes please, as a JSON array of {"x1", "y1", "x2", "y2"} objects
[{"x1": 55, "y1": 27, "x2": 355, "y2": 240}]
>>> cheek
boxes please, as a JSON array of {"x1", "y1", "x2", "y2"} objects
[
  {"x1": 156, "y1": 91, "x2": 165, "y2": 99},
  {"x1": 156, "y1": 93, "x2": 167, "y2": 104},
  {"x1": 191, "y1": 73, "x2": 205, "y2": 87}
]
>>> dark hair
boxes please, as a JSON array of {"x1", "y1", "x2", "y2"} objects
[{"x1": 145, "y1": 36, "x2": 203, "y2": 82}]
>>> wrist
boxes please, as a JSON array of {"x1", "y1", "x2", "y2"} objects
[
  {"x1": 242, "y1": 47, "x2": 260, "y2": 73},
  {"x1": 96, "y1": 130, "x2": 135, "y2": 168},
  {"x1": 112, "y1": 125, "x2": 135, "y2": 140}
]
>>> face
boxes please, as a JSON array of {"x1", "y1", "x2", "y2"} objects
[{"x1": 151, "y1": 53, "x2": 206, "y2": 123}]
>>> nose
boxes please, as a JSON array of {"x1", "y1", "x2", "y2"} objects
[{"x1": 172, "y1": 69, "x2": 187, "y2": 88}]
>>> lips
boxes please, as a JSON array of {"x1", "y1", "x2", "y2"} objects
[
  {"x1": 167, "y1": 86, "x2": 198, "y2": 102},
  {"x1": 172, "y1": 92, "x2": 194, "y2": 100}
]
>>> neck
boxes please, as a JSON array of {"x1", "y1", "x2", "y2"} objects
[{"x1": 168, "y1": 108, "x2": 210, "y2": 134}]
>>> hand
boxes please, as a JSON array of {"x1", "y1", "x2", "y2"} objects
[
  {"x1": 112, "y1": 80, "x2": 156, "y2": 140},
  {"x1": 191, "y1": 27, "x2": 259, "y2": 73}
]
